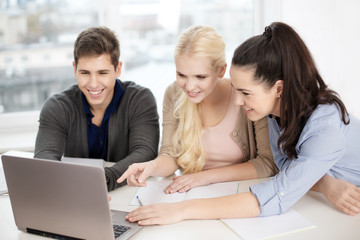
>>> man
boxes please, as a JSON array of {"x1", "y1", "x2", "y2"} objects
[{"x1": 34, "y1": 26, "x2": 159, "y2": 191}]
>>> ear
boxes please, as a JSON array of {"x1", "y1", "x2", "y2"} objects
[
  {"x1": 218, "y1": 63, "x2": 227, "y2": 78},
  {"x1": 72, "y1": 61, "x2": 76, "y2": 75},
  {"x1": 274, "y1": 80, "x2": 284, "y2": 98},
  {"x1": 115, "y1": 61, "x2": 122, "y2": 78}
]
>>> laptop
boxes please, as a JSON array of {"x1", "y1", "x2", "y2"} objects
[{"x1": 1, "y1": 155, "x2": 143, "y2": 240}]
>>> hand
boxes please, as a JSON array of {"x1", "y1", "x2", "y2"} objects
[
  {"x1": 164, "y1": 173, "x2": 206, "y2": 194},
  {"x1": 314, "y1": 175, "x2": 360, "y2": 216},
  {"x1": 116, "y1": 161, "x2": 156, "y2": 187},
  {"x1": 126, "y1": 202, "x2": 186, "y2": 225}
]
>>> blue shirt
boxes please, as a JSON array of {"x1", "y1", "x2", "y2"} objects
[
  {"x1": 250, "y1": 104, "x2": 360, "y2": 216},
  {"x1": 81, "y1": 80, "x2": 124, "y2": 160}
]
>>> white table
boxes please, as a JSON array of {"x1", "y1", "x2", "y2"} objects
[
  {"x1": 108, "y1": 178, "x2": 360, "y2": 240},
  {"x1": 1, "y1": 155, "x2": 360, "y2": 240},
  {"x1": 2, "y1": 178, "x2": 359, "y2": 240}
]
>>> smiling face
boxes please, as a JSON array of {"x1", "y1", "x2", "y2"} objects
[
  {"x1": 175, "y1": 54, "x2": 225, "y2": 104},
  {"x1": 73, "y1": 54, "x2": 121, "y2": 112},
  {"x1": 230, "y1": 65, "x2": 283, "y2": 121}
]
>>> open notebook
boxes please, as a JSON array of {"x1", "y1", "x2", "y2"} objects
[
  {"x1": 130, "y1": 180, "x2": 316, "y2": 239},
  {"x1": 129, "y1": 180, "x2": 239, "y2": 205}
]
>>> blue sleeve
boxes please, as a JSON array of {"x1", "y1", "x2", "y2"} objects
[{"x1": 250, "y1": 117, "x2": 345, "y2": 216}]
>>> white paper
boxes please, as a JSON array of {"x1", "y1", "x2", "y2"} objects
[
  {"x1": 130, "y1": 181, "x2": 239, "y2": 206},
  {"x1": 186, "y1": 181, "x2": 239, "y2": 199},
  {"x1": 221, "y1": 209, "x2": 316, "y2": 240},
  {"x1": 130, "y1": 181, "x2": 186, "y2": 205}
]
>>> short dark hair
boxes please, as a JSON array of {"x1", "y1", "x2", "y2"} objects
[{"x1": 73, "y1": 26, "x2": 120, "y2": 69}]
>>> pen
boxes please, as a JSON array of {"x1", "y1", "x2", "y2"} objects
[{"x1": 136, "y1": 196, "x2": 144, "y2": 206}]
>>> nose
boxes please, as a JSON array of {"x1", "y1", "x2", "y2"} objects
[
  {"x1": 234, "y1": 92, "x2": 245, "y2": 106},
  {"x1": 88, "y1": 74, "x2": 98, "y2": 88},
  {"x1": 185, "y1": 78, "x2": 196, "y2": 91}
]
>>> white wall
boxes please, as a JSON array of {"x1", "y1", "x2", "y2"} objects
[{"x1": 257, "y1": 0, "x2": 360, "y2": 119}]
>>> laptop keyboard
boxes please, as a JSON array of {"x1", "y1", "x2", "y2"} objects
[{"x1": 113, "y1": 224, "x2": 131, "y2": 238}]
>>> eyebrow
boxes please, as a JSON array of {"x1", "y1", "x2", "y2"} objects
[
  {"x1": 78, "y1": 69, "x2": 111, "y2": 72},
  {"x1": 176, "y1": 71, "x2": 209, "y2": 77},
  {"x1": 230, "y1": 83, "x2": 252, "y2": 92}
]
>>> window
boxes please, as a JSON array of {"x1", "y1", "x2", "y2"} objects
[
  {"x1": 0, "y1": 0, "x2": 254, "y2": 114},
  {"x1": 0, "y1": 0, "x2": 255, "y2": 152}
]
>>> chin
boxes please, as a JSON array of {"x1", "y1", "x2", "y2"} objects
[
  {"x1": 247, "y1": 114, "x2": 264, "y2": 122},
  {"x1": 187, "y1": 97, "x2": 203, "y2": 104}
]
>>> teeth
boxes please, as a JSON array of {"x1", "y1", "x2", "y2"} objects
[{"x1": 89, "y1": 90, "x2": 101, "y2": 95}]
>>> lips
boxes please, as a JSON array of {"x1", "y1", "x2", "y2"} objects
[
  {"x1": 243, "y1": 107, "x2": 253, "y2": 114},
  {"x1": 187, "y1": 91, "x2": 201, "y2": 98},
  {"x1": 88, "y1": 89, "x2": 104, "y2": 97}
]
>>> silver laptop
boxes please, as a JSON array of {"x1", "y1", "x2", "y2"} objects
[{"x1": 1, "y1": 155, "x2": 142, "y2": 240}]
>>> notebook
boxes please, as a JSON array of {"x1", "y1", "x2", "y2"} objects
[
  {"x1": 1, "y1": 155, "x2": 142, "y2": 240},
  {"x1": 129, "y1": 180, "x2": 239, "y2": 205},
  {"x1": 221, "y1": 209, "x2": 316, "y2": 240}
]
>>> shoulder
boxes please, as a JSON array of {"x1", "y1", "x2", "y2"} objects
[
  {"x1": 118, "y1": 80, "x2": 158, "y2": 115},
  {"x1": 163, "y1": 81, "x2": 182, "y2": 103},
  {"x1": 120, "y1": 80, "x2": 153, "y2": 96},
  {"x1": 165, "y1": 81, "x2": 181, "y2": 95},
  {"x1": 42, "y1": 84, "x2": 81, "y2": 111},
  {"x1": 298, "y1": 104, "x2": 346, "y2": 152},
  {"x1": 119, "y1": 80, "x2": 156, "y2": 103},
  {"x1": 306, "y1": 104, "x2": 344, "y2": 128}
]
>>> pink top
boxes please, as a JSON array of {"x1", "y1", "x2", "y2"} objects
[{"x1": 202, "y1": 88, "x2": 244, "y2": 170}]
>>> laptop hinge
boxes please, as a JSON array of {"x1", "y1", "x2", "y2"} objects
[{"x1": 27, "y1": 228, "x2": 85, "y2": 240}]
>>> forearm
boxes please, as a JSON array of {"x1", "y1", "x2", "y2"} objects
[
  {"x1": 181, "y1": 192, "x2": 260, "y2": 220},
  {"x1": 311, "y1": 174, "x2": 330, "y2": 194},
  {"x1": 34, "y1": 127, "x2": 66, "y2": 160},
  {"x1": 151, "y1": 155, "x2": 179, "y2": 177},
  {"x1": 199, "y1": 162, "x2": 258, "y2": 185}
]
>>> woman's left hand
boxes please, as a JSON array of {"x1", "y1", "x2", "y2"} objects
[
  {"x1": 126, "y1": 202, "x2": 186, "y2": 225},
  {"x1": 313, "y1": 174, "x2": 360, "y2": 215},
  {"x1": 164, "y1": 173, "x2": 206, "y2": 194}
]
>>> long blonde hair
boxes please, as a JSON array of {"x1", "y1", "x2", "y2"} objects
[{"x1": 172, "y1": 25, "x2": 226, "y2": 174}]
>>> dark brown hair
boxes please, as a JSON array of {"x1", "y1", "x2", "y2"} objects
[
  {"x1": 73, "y1": 26, "x2": 120, "y2": 69},
  {"x1": 232, "y1": 22, "x2": 349, "y2": 159}
]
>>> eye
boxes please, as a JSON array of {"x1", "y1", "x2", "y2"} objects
[
  {"x1": 242, "y1": 92, "x2": 250, "y2": 96},
  {"x1": 177, "y1": 72, "x2": 186, "y2": 78},
  {"x1": 196, "y1": 75, "x2": 207, "y2": 79}
]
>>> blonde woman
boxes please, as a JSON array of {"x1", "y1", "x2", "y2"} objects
[{"x1": 117, "y1": 25, "x2": 277, "y2": 194}]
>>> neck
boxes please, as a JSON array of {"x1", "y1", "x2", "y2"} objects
[
  {"x1": 271, "y1": 98, "x2": 281, "y2": 118},
  {"x1": 201, "y1": 78, "x2": 228, "y2": 107}
]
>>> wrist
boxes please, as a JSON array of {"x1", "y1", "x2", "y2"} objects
[
  {"x1": 148, "y1": 160, "x2": 157, "y2": 175},
  {"x1": 197, "y1": 170, "x2": 211, "y2": 186},
  {"x1": 178, "y1": 200, "x2": 194, "y2": 220},
  {"x1": 313, "y1": 174, "x2": 331, "y2": 195}
]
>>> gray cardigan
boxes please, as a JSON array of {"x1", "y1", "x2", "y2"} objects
[{"x1": 34, "y1": 80, "x2": 159, "y2": 191}]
